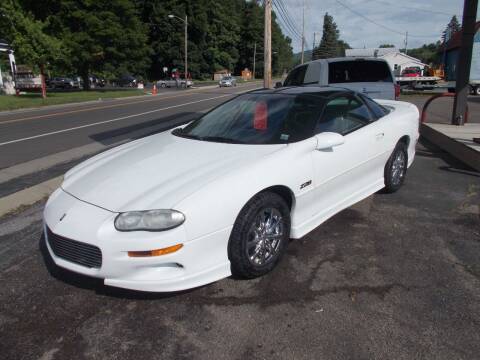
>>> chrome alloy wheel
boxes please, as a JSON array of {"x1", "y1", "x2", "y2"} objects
[
  {"x1": 247, "y1": 208, "x2": 284, "y2": 266},
  {"x1": 391, "y1": 151, "x2": 406, "y2": 186}
]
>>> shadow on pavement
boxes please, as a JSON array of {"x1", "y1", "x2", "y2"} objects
[
  {"x1": 89, "y1": 111, "x2": 201, "y2": 145},
  {"x1": 418, "y1": 137, "x2": 478, "y2": 175}
]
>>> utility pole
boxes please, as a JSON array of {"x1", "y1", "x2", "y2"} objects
[
  {"x1": 168, "y1": 14, "x2": 188, "y2": 82},
  {"x1": 452, "y1": 0, "x2": 478, "y2": 125},
  {"x1": 312, "y1": 31, "x2": 319, "y2": 60},
  {"x1": 253, "y1": 42, "x2": 256, "y2": 80},
  {"x1": 264, "y1": 0, "x2": 272, "y2": 88},
  {"x1": 300, "y1": 1, "x2": 305, "y2": 64},
  {"x1": 404, "y1": 31, "x2": 408, "y2": 55}
]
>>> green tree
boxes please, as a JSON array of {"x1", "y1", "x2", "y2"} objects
[
  {"x1": 0, "y1": 0, "x2": 64, "y2": 98},
  {"x1": 442, "y1": 15, "x2": 461, "y2": 43},
  {"x1": 408, "y1": 42, "x2": 442, "y2": 65},
  {"x1": 142, "y1": 0, "x2": 293, "y2": 80},
  {"x1": 312, "y1": 13, "x2": 349, "y2": 59},
  {"x1": 24, "y1": 0, "x2": 151, "y2": 88},
  {"x1": 379, "y1": 44, "x2": 395, "y2": 48},
  {"x1": 337, "y1": 39, "x2": 351, "y2": 57}
]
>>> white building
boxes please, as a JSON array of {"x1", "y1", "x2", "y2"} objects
[{"x1": 345, "y1": 48, "x2": 427, "y2": 76}]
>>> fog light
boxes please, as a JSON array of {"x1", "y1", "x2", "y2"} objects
[{"x1": 128, "y1": 244, "x2": 183, "y2": 257}]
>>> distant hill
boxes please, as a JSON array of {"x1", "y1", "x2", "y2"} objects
[{"x1": 292, "y1": 49, "x2": 313, "y2": 65}]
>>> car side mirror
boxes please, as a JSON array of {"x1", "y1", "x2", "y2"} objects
[
  {"x1": 315, "y1": 132, "x2": 345, "y2": 150},
  {"x1": 274, "y1": 81, "x2": 283, "y2": 88}
]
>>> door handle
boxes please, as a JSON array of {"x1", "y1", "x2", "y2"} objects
[{"x1": 375, "y1": 133, "x2": 384, "y2": 140}]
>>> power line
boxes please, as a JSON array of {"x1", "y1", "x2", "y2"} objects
[
  {"x1": 273, "y1": 0, "x2": 303, "y2": 40},
  {"x1": 273, "y1": 3, "x2": 302, "y2": 40},
  {"x1": 276, "y1": 0, "x2": 303, "y2": 36},
  {"x1": 357, "y1": 0, "x2": 457, "y2": 17},
  {"x1": 335, "y1": 0, "x2": 439, "y2": 38}
]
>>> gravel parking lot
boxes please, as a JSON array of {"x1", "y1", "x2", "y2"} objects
[{"x1": 1, "y1": 140, "x2": 479, "y2": 360}]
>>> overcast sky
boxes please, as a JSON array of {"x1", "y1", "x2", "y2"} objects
[{"x1": 276, "y1": 0, "x2": 479, "y2": 53}]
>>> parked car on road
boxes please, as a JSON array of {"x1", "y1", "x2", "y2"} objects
[
  {"x1": 89, "y1": 75, "x2": 106, "y2": 88},
  {"x1": 49, "y1": 77, "x2": 75, "y2": 89},
  {"x1": 219, "y1": 76, "x2": 237, "y2": 87},
  {"x1": 281, "y1": 58, "x2": 399, "y2": 100},
  {"x1": 43, "y1": 86, "x2": 419, "y2": 292},
  {"x1": 157, "y1": 77, "x2": 193, "y2": 88},
  {"x1": 157, "y1": 78, "x2": 178, "y2": 88},
  {"x1": 118, "y1": 75, "x2": 138, "y2": 87}
]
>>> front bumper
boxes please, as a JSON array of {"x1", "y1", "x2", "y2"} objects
[{"x1": 43, "y1": 188, "x2": 231, "y2": 292}]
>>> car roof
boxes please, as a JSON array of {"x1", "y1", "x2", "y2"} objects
[
  {"x1": 309, "y1": 57, "x2": 389, "y2": 64},
  {"x1": 249, "y1": 86, "x2": 351, "y2": 97}
]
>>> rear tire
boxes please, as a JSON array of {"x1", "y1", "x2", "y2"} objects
[
  {"x1": 474, "y1": 86, "x2": 480, "y2": 96},
  {"x1": 229, "y1": 192, "x2": 290, "y2": 279},
  {"x1": 384, "y1": 142, "x2": 408, "y2": 193}
]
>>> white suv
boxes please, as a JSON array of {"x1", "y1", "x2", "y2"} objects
[{"x1": 281, "y1": 57, "x2": 399, "y2": 100}]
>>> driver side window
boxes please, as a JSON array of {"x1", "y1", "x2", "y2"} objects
[{"x1": 316, "y1": 95, "x2": 372, "y2": 135}]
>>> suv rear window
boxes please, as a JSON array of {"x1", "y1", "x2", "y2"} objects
[{"x1": 329, "y1": 60, "x2": 393, "y2": 83}]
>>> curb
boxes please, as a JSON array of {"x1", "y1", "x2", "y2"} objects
[{"x1": 420, "y1": 123, "x2": 480, "y2": 171}]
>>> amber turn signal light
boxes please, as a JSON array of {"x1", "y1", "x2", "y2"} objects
[{"x1": 128, "y1": 244, "x2": 183, "y2": 257}]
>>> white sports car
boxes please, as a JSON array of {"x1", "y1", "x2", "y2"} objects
[{"x1": 43, "y1": 87, "x2": 419, "y2": 292}]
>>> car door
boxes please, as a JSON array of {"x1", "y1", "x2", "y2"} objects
[{"x1": 311, "y1": 94, "x2": 386, "y2": 219}]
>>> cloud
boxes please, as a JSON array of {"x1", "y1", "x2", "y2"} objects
[{"x1": 276, "y1": 0, "x2": 473, "y2": 52}]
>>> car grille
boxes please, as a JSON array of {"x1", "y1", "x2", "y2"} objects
[{"x1": 46, "y1": 227, "x2": 102, "y2": 269}]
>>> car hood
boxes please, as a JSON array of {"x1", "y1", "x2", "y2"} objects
[{"x1": 62, "y1": 131, "x2": 284, "y2": 212}]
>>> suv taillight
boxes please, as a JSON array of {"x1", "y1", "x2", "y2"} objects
[{"x1": 394, "y1": 84, "x2": 400, "y2": 100}]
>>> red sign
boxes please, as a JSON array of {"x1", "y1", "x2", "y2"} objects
[{"x1": 254, "y1": 101, "x2": 268, "y2": 130}]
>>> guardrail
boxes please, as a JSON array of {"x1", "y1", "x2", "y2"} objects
[{"x1": 420, "y1": 92, "x2": 469, "y2": 124}]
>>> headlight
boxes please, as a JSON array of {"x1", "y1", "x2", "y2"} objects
[{"x1": 115, "y1": 209, "x2": 185, "y2": 231}]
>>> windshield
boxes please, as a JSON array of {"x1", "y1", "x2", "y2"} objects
[{"x1": 173, "y1": 93, "x2": 323, "y2": 144}]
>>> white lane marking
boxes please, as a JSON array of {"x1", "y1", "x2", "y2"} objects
[{"x1": 0, "y1": 93, "x2": 234, "y2": 147}]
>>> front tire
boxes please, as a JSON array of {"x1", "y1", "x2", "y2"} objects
[
  {"x1": 384, "y1": 142, "x2": 408, "y2": 193},
  {"x1": 229, "y1": 192, "x2": 291, "y2": 279}
]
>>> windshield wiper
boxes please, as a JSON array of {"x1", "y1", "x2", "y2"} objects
[
  {"x1": 172, "y1": 128, "x2": 202, "y2": 140},
  {"x1": 199, "y1": 136, "x2": 245, "y2": 144},
  {"x1": 172, "y1": 129, "x2": 244, "y2": 143}
]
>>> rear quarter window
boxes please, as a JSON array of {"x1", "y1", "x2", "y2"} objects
[
  {"x1": 360, "y1": 94, "x2": 389, "y2": 119},
  {"x1": 329, "y1": 60, "x2": 393, "y2": 83}
]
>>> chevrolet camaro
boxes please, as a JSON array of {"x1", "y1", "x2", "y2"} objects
[{"x1": 43, "y1": 86, "x2": 419, "y2": 292}]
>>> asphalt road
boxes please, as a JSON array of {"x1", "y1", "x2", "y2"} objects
[
  {"x1": 0, "y1": 140, "x2": 479, "y2": 360},
  {"x1": 0, "y1": 83, "x2": 261, "y2": 169}
]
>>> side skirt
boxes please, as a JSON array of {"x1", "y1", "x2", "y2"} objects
[{"x1": 290, "y1": 179, "x2": 384, "y2": 239}]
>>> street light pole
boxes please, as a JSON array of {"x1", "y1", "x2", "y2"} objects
[
  {"x1": 184, "y1": 15, "x2": 188, "y2": 80},
  {"x1": 264, "y1": 0, "x2": 272, "y2": 88},
  {"x1": 253, "y1": 42, "x2": 256, "y2": 80},
  {"x1": 168, "y1": 14, "x2": 188, "y2": 81}
]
